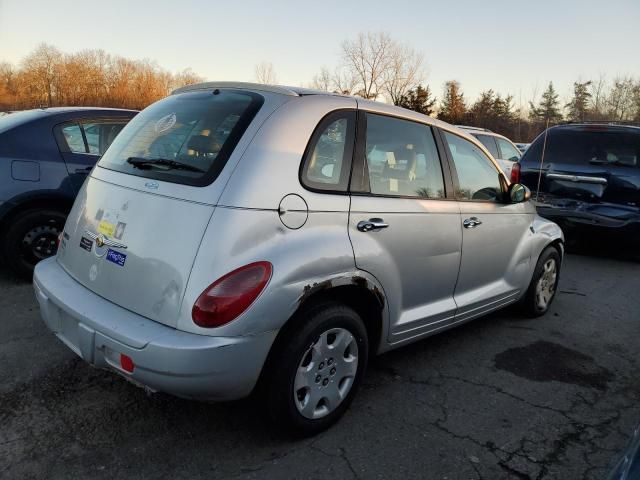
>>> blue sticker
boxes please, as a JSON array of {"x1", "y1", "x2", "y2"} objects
[{"x1": 106, "y1": 249, "x2": 127, "y2": 267}]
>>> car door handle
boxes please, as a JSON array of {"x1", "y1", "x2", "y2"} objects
[
  {"x1": 357, "y1": 218, "x2": 389, "y2": 232},
  {"x1": 463, "y1": 217, "x2": 482, "y2": 228}
]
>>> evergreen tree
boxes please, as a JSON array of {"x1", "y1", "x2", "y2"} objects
[
  {"x1": 397, "y1": 84, "x2": 436, "y2": 116},
  {"x1": 529, "y1": 82, "x2": 563, "y2": 124},
  {"x1": 565, "y1": 81, "x2": 592, "y2": 122},
  {"x1": 438, "y1": 80, "x2": 466, "y2": 124}
]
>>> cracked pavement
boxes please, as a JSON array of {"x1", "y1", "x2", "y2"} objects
[{"x1": 1, "y1": 253, "x2": 639, "y2": 479}]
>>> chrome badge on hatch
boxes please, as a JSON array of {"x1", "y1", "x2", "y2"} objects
[{"x1": 84, "y1": 230, "x2": 128, "y2": 250}]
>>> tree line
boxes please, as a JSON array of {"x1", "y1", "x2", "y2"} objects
[
  {"x1": 0, "y1": 44, "x2": 203, "y2": 111},
  {"x1": 306, "y1": 32, "x2": 640, "y2": 142},
  {"x1": 3, "y1": 37, "x2": 640, "y2": 142}
]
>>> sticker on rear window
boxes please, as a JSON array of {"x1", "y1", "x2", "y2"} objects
[
  {"x1": 155, "y1": 113, "x2": 176, "y2": 133},
  {"x1": 80, "y1": 237, "x2": 93, "y2": 252},
  {"x1": 106, "y1": 249, "x2": 127, "y2": 267}
]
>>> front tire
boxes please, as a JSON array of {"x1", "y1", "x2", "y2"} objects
[
  {"x1": 1, "y1": 209, "x2": 67, "y2": 280},
  {"x1": 520, "y1": 246, "x2": 561, "y2": 317},
  {"x1": 264, "y1": 302, "x2": 368, "y2": 436}
]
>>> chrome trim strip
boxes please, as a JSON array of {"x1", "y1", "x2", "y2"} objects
[
  {"x1": 84, "y1": 230, "x2": 128, "y2": 249},
  {"x1": 547, "y1": 173, "x2": 607, "y2": 184}
]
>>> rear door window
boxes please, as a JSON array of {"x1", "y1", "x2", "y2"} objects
[
  {"x1": 61, "y1": 124, "x2": 86, "y2": 153},
  {"x1": 474, "y1": 134, "x2": 500, "y2": 158},
  {"x1": 57, "y1": 120, "x2": 129, "y2": 156},
  {"x1": 98, "y1": 90, "x2": 263, "y2": 186},
  {"x1": 364, "y1": 114, "x2": 445, "y2": 198},
  {"x1": 81, "y1": 122, "x2": 126, "y2": 155},
  {"x1": 496, "y1": 138, "x2": 521, "y2": 162}
]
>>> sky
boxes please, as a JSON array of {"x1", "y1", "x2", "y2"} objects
[{"x1": 1, "y1": 0, "x2": 639, "y2": 107}]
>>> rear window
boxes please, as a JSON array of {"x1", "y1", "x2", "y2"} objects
[
  {"x1": 523, "y1": 127, "x2": 640, "y2": 168},
  {"x1": 98, "y1": 89, "x2": 263, "y2": 186}
]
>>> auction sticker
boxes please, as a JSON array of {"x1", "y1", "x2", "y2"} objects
[{"x1": 98, "y1": 209, "x2": 117, "y2": 236}]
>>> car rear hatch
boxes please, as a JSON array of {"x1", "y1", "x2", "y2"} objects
[
  {"x1": 524, "y1": 126, "x2": 640, "y2": 220},
  {"x1": 56, "y1": 87, "x2": 273, "y2": 328}
]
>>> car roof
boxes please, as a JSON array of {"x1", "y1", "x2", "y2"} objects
[
  {"x1": 457, "y1": 125, "x2": 510, "y2": 139},
  {"x1": 550, "y1": 123, "x2": 640, "y2": 132},
  {"x1": 37, "y1": 106, "x2": 138, "y2": 114},
  {"x1": 0, "y1": 107, "x2": 137, "y2": 134},
  {"x1": 172, "y1": 81, "x2": 345, "y2": 98}
]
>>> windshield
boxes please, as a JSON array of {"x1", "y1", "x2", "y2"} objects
[{"x1": 98, "y1": 89, "x2": 263, "y2": 186}]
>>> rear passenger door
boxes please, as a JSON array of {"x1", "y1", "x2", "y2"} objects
[
  {"x1": 54, "y1": 119, "x2": 128, "y2": 191},
  {"x1": 441, "y1": 130, "x2": 533, "y2": 320},
  {"x1": 348, "y1": 112, "x2": 462, "y2": 344}
]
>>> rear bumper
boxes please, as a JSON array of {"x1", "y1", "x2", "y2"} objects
[{"x1": 33, "y1": 257, "x2": 277, "y2": 401}]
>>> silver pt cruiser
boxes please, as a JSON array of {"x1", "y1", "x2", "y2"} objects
[{"x1": 34, "y1": 82, "x2": 563, "y2": 435}]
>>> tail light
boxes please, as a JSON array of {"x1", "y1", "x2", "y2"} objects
[
  {"x1": 510, "y1": 162, "x2": 521, "y2": 184},
  {"x1": 56, "y1": 232, "x2": 63, "y2": 249},
  {"x1": 192, "y1": 261, "x2": 272, "y2": 328}
]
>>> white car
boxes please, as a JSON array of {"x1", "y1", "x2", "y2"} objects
[{"x1": 457, "y1": 126, "x2": 522, "y2": 178}]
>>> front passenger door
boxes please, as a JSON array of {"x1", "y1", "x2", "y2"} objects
[{"x1": 441, "y1": 131, "x2": 533, "y2": 321}]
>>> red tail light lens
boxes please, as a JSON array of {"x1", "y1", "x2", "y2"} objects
[
  {"x1": 120, "y1": 354, "x2": 135, "y2": 373},
  {"x1": 192, "y1": 261, "x2": 272, "y2": 328},
  {"x1": 510, "y1": 162, "x2": 521, "y2": 184}
]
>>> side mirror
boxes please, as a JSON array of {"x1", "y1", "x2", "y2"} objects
[{"x1": 508, "y1": 183, "x2": 531, "y2": 203}]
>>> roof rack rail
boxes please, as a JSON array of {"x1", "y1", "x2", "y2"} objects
[
  {"x1": 171, "y1": 81, "x2": 302, "y2": 97},
  {"x1": 455, "y1": 125, "x2": 493, "y2": 133},
  {"x1": 559, "y1": 120, "x2": 640, "y2": 127}
]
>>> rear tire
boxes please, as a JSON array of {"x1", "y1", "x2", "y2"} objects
[
  {"x1": 1, "y1": 209, "x2": 67, "y2": 280},
  {"x1": 262, "y1": 302, "x2": 368, "y2": 437},
  {"x1": 520, "y1": 246, "x2": 561, "y2": 317}
]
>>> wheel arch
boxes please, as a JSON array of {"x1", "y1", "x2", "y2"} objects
[
  {"x1": 254, "y1": 272, "x2": 388, "y2": 395},
  {"x1": 0, "y1": 194, "x2": 73, "y2": 236}
]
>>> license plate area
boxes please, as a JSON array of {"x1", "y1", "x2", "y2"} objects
[{"x1": 56, "y1": 308, "x2": 96, "y2": 362}]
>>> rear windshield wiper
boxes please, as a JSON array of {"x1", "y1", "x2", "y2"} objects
[{"x1": 126, "y1": 157, "x2": 205, "y2": 173}]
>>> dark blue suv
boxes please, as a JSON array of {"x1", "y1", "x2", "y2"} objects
[
  {"x1": 0, "y1": 107, "x2": 136, "y2": 278},
  {"x1": 513, "y1": 123, "x2": 640, "y2": 247}
]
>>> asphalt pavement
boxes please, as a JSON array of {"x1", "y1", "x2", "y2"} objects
[{"x1": 1, "y1": 253, "x2": 639, "y2": 479}]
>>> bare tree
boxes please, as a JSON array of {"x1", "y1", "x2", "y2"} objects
[
  {"x1": 607, "y1": 76, "x2": 635, "y2": 120},
  {"x1": 310, "y1": 66, "x2": 358, "y2": 95},
  {"x1": 173, "y1": 68, "x2": 204, "y2": 89},
  {"x1": 383, "y1": 43, "x2": 424, "y2": 105},
  {"x1": 255, "y1": 61, "x2": 277, "y2": 84},
  {"x1": 341, "y1": 32, "x2": 394, "y2": 100},
  {"x1": 310, "y1": 66, "x2": 332, "y2": 91},
  {"x1": 589, "y1": 74, "x2": 608, "y2": 119},
  {"x1": 21, "y1": 43, "x2": 62, "y2": 106}
]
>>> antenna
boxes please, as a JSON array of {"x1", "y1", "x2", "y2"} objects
[{"x1": 535, "y1": 119, "x2": 550, "y2": 203}]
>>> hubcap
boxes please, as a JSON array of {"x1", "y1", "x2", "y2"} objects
[
  {"x1": 294, "y1": 327, "x2": 359, "y2": 419},
  {"x1": 535, "y1": 258, "x2": 557, "y2": 310},
  {"x1": 21, "y1": 223, "x2": 61, "y2": 261}
]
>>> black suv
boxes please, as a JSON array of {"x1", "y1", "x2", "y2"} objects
[{"x1": 513, "y1": 123, "x2": 640, "y2": 246}]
